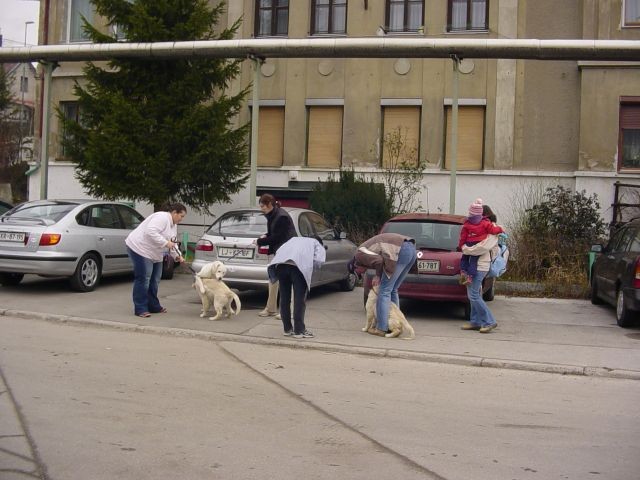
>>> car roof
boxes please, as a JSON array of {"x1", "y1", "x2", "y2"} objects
[{"x1": 386, "y1": 212, "x2": 467, "y2": 224}]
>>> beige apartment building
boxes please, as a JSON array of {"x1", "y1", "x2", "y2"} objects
[{"x1": 31, "y1": 0, "x2": 640, "y2": 226}]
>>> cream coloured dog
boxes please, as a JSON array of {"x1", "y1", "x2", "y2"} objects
[
  {"x1": 193, "y1": 261, "x2": 240, "y2": 320},
  {"x1": 363, "y1": 287, "x2": 415, "y2": 339}
]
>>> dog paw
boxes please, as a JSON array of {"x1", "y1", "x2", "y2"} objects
[{"x1": 361, "y1": 327, "x2": 368, "y2": 332}]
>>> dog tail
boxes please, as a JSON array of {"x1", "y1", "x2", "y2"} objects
[
  {"x1": 400, "y1": 316, "x2": 415, "y2": 340},
  {"x1": 194, "y1": 276, "x2": 206, "y2": 295},
  {"x1": 230, "y1": 291, "x2": 242, "y2": 315}
]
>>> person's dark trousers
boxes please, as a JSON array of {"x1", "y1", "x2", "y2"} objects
[
  {"x1": 276, "y1": 264, "x2": 308, "y2": 334},
  {"x1": 127, "y1": 247, "x2": 163, "y2": 315}
]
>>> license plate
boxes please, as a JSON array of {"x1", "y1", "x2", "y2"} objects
[
  {"x1": 0, "y1": 231, "x2": 25, "y2": 243},
  {"x1": 218, "y1": 247, "x2": 254, "y2": 259},
  {"x1": 417, "y1": 259, "x2": 440, "y2": 273}
]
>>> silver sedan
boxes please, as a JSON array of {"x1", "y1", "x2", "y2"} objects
[
  {"x1": 0, "y1": 200, "x2": 145, "y2": 291},
  {"x1": 191, "y1": 207, "x2": 358, "y2": 292}
]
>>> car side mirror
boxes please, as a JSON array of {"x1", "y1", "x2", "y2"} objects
[{"x1": 590, "y1": 244, "x2": 603, "y2": 253}]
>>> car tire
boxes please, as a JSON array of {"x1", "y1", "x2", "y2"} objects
[
  {"x1": 0, "y1": 272, "x2": 24, "y2": 286},
  {"x1": 616, "y1": 289, "x2": 636, "y2": 328},
  {"x1": 482, "y1": 284, "x2": 495, "y2": 302},
  {"x1": 70, "y1": 253, "x2": 101, "y2": 292},
  {"x1": 161, "y1": 255, "x2": 175, "y2": 280},
  {"x1": 340, "y1": 272, "x2": 357, "y2": 292},
  {"x1": 463, "y1": 302, "x2": 471, "y2": 320},
  {"x1": 590, "y1": 275, "x2": 604, "y2": 305}
]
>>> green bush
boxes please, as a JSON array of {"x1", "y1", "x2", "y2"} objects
[
  {"x1": 310, "y1": 169, "x2": 390, "y2": 245},
  {"x1": 506, "y1": 185, "x2": 606, "y2": 291}
]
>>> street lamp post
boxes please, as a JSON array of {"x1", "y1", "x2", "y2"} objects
[{"x1": 19, "y1": 21, "x2": 34, "y2": 164}]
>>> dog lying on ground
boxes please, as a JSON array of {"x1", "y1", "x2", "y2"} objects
[
  {"x1": 193, "y1": 261, "x2": 241, "y2": 320},
  {"x1": 363, "y1": 287, "x2": 415, "y2": 339}
]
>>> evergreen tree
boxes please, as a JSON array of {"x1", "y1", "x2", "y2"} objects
[{"x1": 61, "y1": 0, "x2": 249, "y2": 211}]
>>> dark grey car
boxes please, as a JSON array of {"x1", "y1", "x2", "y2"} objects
[
  {"x1": 590, "y1": 219, "x2": 640, "y2": 327},
  {"x1": 192, "y1": 207, "x2": 358, "y2": 292}
]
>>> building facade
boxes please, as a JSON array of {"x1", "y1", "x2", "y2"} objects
[{"x1": 31, "y1": 0, "x2": 640, "y2": 230}]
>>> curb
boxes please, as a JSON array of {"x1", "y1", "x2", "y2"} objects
[{"x1": 3, "y1": 308, "x2": 639, "y2": 381}]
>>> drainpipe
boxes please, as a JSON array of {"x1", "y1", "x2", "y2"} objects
[
  {"x1": 39, "y1": 61, "x2": 55, "y2": 199},
  {"x1": 249, "y1": 55, "x2": 262, "y2": 206},
  {"x1": 449, "y1": 55, "x2": 460, "y2": 215}
]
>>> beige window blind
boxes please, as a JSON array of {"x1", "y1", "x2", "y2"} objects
[
  {"x1": 382, "y1": 106, "x2": 421, "y2": 167},
  {"x1": 307, "y1": 106, "x2": 343, "y2": 168},
  {"x1": 445, "y1": 105, "x2": 485, "y2": 170},
  {"x1": 257, "y1": 107, "x2": 285, "y2": 167}
]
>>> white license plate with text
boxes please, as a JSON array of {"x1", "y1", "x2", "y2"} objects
[
  {"x1": 218, "y1": 247, "x2": 254, "y2": 259},
  {"x1": 417, "y1": 259, "x2": 440, "y2": 273},
  {"x1": 0, "y1": 231, "x2": 25, "y2": 243}
]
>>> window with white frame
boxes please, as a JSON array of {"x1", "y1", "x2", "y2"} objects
[
  {"x1": 386, "y1": 0, "x2": 424, "y2": 33},
  {"x1": 619, "y1": 98, "x2": 640, "y2": 170},
  {"x1": 311, "y1": 0, "x2": 347, "y2": 35},
  {"x1": 448, "y1": 0, "x2": 488, "y2": 32},
  {"x1": 68, "y1": 0, "x2": 95, "y2": 43},
  {"x1": 624, "y1": 0, "x2": 640, "y2": 26},
  {"x1": 255, "y1": 0, "x2": 289, "y2": 37}
]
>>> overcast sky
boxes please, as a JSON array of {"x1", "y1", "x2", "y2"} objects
[{"x1": 0, "y1": 0, "x2": 40, "y2": 47}]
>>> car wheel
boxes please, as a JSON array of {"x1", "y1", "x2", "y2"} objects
[
  {"x1": 70, "y1": 253, "x2": 101, "y2": 292},
  {"x1": 340, "y1": 272, "x2": 357, "y2": 292},
  {"x1": 0, "y1": 272, "x2": 24, "y2": 286},
  {"x1": 482, "y1": 284, "x2": 495, "y2": 302},
  {"x1": 161, "y1": 255, "x2": 175, "y2": 280},
  {"x1": 616, "y1": 289, "x2": 636, "y2": 328},
  {"x1": 463, "y1": 302, "x2": 471, "y2": 320},
  {"x1": 590, "y1": 275, "x2": 604, "y2": 305}
]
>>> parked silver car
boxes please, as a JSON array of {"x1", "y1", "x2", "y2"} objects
[
  {"x1": 0, "y1": 199, "x2": 145, "y2": 291},
  {"x1": 191, "y1": 207, "x2": 358, "y2": 291}
]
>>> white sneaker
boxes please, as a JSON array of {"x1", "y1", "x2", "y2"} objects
[
  {"x1": 293, "y1": 330, "x2": 314, "y2": 339},
  {"x1": 275, "y1": 313, "x2": 281, "y2": 320},
  {"x1": 258, "y1": 309, "x2": 277, "y2": 317}
]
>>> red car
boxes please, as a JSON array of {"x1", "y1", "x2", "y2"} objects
[{"x1": 362, "y1": 213, "x2": 495, "y2": 319}]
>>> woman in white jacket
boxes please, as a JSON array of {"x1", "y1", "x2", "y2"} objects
[{"x1": 125, "y1": 203, "x2": 186, "y2": 317}]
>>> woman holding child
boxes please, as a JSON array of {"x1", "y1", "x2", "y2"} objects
[{"x1": 458, "y1": 201, "x2": 504, "y2": 333}]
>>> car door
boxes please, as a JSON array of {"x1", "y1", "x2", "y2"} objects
[
  {"x1": 597, "y1": 226, "x2": 635, "y2": 303},
  {"x1": 302, "y1": 212, "x2": 347, "y2": 284},
  {"x1": 114, "y1": 204, "x2": 145, "y2": 271},
  {"x1": 86, "y1": 204, "x2": 129, "y2": 273}
]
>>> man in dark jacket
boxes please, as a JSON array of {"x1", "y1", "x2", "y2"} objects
[{"x1": 255, "y1": 194, "x2": 297, "y2": 317}]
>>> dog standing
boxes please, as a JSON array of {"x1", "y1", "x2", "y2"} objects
[
  {"x1": 363, "y1": 287, "x2": 415, "y2": 339},
  {"x1": 194, "y1": 261, "x2": 241, "y2": 321}
]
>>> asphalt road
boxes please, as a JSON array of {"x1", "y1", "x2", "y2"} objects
[{"x1": 1, "y1": 314, "x2": 639, "y2": 480}]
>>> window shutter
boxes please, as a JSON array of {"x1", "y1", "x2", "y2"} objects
[
  {"x1": 382, "y1": 106, "x2": 421, "y2": 167},
  {"x1": 307, "y1": 106, "x2": 343, "y2": 168},
  {"x1": 445, "y1": 106, "x2": 485, "y2": 170},
  {"x1": 621, "y1": 104, "x2": 640, "y2": 129},
  {"x1": 257, "y1": 107, "x2": 285, "y2": 167}
]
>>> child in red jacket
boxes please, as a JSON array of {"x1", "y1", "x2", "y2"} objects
[{"x1": 458, "y1": 198, "x2": 504, "y2": 285}]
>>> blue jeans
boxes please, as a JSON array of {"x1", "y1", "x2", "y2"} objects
[
  {"x1": 466, "y1": 270, "x2": 496, "y2": 328},
  {"x1": 376, "y1": 241, "x2": 417, "y2": 331},
  {"x1": 127, "y1": 247, "x2": 163, "y2": 315}
]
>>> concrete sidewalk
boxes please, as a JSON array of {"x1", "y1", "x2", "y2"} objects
[{"x1": 2, "y1": 271, "x2": 639, "y2": 380}]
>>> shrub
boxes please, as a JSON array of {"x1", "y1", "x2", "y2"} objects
[{"x1": 310, "y1": 169, "x2": 390, "y2": 245}]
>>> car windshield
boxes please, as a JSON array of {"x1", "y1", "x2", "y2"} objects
[
  {"x1": 383, "y1": 221, "x2": 462, "y2": 251},
  {"x1": 209, "y1": 211, "x2": 267, "y2": 238},
  {"x1": 4, "y1": 202, "x2": 77, "y2": 223}
]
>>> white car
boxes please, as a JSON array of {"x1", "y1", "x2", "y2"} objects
[
  {"x1": 0, "y1": 199, "x2": 145, "y2": 291},
  {"x1": 191, "y1": 207, "x2": 358, "y2": 292}
]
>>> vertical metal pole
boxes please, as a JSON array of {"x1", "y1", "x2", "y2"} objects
[
  {"x1": 40, "y1": 62, "x2": 54, "y2": 200},
  {"x1": 249, "y1": 57, "x2": 260, "y2": 206},
  {"x1": 449, "y1": 55, "x2": 460, "y2": 215},
  {"x1": 19, "y1": 21, "x2": 34, "y2": 165}
]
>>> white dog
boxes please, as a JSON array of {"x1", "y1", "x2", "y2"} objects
[
  {"x1": 363, "y1": 287, "x2": 415, "y2": 339},
  {"x1": 193, "y1": 261, "x2": 240, "y2": 320}
]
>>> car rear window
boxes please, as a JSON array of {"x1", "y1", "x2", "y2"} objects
[
  {"x1": 383, "y1": 221, "x2": 462, "y2": 251},
  {"x1": 209, "y1": 211, "x2": 267, "y2": 237},
  {"x1": 4, "y1": 203, "x2": 77, "y2": 223}
]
